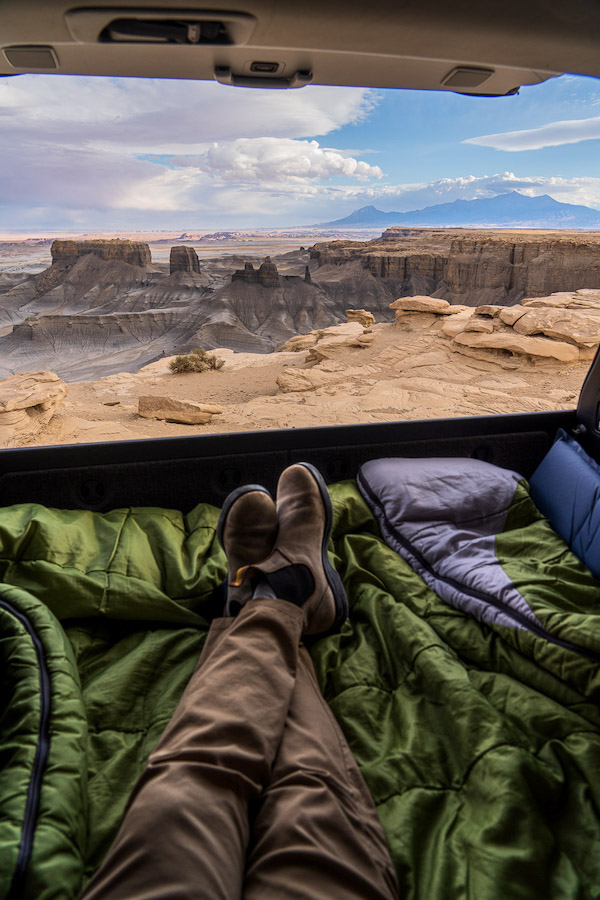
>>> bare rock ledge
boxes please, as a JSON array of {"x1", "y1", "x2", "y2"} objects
[
  {"x1": 389, "y1": 296, "x2": 467, "y2": 315},
  {"x1": 453, "y1": 331, "x2": 580, "y2": 362}
]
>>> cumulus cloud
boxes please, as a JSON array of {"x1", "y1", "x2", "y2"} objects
[
  {"x1": 0, "y1": 74, "x2": 383, "y2": 225},
  {"x1": 464, "y1": 116, "x2": 600, "y2": 151},
  {"x1": 168, "y1": 138, "x2": 383, "y2": 184},
  {"x1": 3, "y1": 73, "x2": 599, "y2": 230}
]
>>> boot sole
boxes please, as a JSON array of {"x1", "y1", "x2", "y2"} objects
[
  {"x1": 297, "y1": 462, "x2": 349, "y2": 635},
  {"x1": 217, "y1": 484, "x2": 273, "y2": 550}
]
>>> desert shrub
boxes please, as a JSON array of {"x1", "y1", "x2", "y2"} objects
[{"x1": 169, "y1": 348, "x2": 225, "y2": 374}]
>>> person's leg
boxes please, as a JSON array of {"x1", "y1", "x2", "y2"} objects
[
  {"x1": 244, "y1": 646, "x2": 399, "y2": 900},
  {"x1": 81, "y1": 598, "x2": 304, "y2": 900},
  {"x1": 83, "y1": 462, "x2": 383, "y2": 900}
]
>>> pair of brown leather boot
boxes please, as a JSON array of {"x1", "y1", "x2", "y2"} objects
[{"x1": 217, "y1": 463, "x2": 348, "y2": 637}]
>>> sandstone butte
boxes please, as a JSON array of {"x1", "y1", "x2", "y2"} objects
[
  {"x1": 4, "y1": 288, "x2": 600, "y2": 448},
  {"x1": 51, "y1": 239, "x2": 152, "y2": 268},
  {"x1": 170, "y1": 246, "x2": 201, "y2": 275}
]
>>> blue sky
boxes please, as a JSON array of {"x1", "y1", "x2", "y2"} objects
[
  {"x1": 0, "y1": 71, "x2": 599, "y2": 232},
  {"x1": 330, "y1": 75, "x2": 600, "y2": 185}
]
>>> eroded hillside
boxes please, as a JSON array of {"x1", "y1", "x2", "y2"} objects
[
  {"x1": 312, "y1": 228, "x2": 600, "y2": 307},
  {"x1": 1, "y1": 229, "x2": 600, "y2": 382},
  {"x1": 4, "y1": 289, "x2": 595, "y2": 448}
]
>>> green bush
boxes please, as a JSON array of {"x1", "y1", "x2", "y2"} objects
[{"x1": 169, "y1": 348, "x2": 225, "y2": 374}]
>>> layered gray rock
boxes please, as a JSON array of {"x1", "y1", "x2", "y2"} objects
[
  {"x1": 257, "y1": 256, "x2": 280, "y2": 287},
  {"x1": 51, "y1": 239, "x2": 152, "y2": 268},
  {"x1": 311, "y1": 230, "x2": 600, "y2": 307},
  {"x1": 170, "y1": 246, "x2": 200, "y2": 275},
  {"x1": 232, "y1": 257, "x2": 281, "y2": 288}
]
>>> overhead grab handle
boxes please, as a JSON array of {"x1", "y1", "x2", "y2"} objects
[
  {"x1": 214, "y1": 66, "x2": 313, "y2": 89},
  {"x1": 65, "y1": 9, "x2": 256, "y2": 46}
]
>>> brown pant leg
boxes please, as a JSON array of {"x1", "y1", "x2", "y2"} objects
[
  {"x1": 243, "y1": 648, "x2": 399, "y2": 900},
  {"x1": 82, "y1": 599, "x2": 304, "y2": 900}
]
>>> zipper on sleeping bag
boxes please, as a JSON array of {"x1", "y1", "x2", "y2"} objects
[
  {"x1": 0, "y1": 599, "x2": 52, "y2": 900},
  {"x1": 357, "y1": 471, "x2": 600, "y2": 665}
]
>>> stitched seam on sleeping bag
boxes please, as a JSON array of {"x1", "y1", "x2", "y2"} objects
[
  {"x1": 0, "y1": 599, "x2": 52, "y2": 900},
  {"x1": 100, "y1": 510, "x2": 131, "y2": 615},
  {"x1": 373, "y1": 728, "x2": 600, "y2": 807}
]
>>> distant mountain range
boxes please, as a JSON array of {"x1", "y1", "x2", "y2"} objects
[{"x1": 319, "y1": 191, "x2": 600, "y2": 229}]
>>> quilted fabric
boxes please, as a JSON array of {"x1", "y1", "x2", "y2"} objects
[{"x1": 1, "y1": 481, "x2": 600, "y2": 898}]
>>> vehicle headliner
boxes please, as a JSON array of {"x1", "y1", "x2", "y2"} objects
[{"x1": 1, "y1": 1, "x2": 599, "y2": 94}]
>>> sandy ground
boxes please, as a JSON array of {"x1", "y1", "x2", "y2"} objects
[{"x1": 23, "y1": 316, "x2": 589, "y2": 448}]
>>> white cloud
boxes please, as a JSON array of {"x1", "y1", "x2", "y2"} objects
[
  {"x1": 2, "y1": 73, "x2": 600, "y2": 229},
  {"x1": 464, "y1": 116, "x2": 600, "y2": 151},
  {"x1": 169, "y1": 138, "x2": 383, "y2": 184},
  {"x1": 112, "y1": 167, "x2": 211, "y2": 211},
  {"x1": 0, "y1": 75, "x2": 378, "y2": 152},
  {"x1": 0, "y1": 75, "x2": 383, "y2": 224}
]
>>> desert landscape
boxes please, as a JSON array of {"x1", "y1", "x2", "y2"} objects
[{"x1": 1, "y1": 228, "x2": 600, "y2": 448}]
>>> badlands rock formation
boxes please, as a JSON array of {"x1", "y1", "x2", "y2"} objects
[
  {"x1": 0, "y1": 242, "x2": 343, "y2": 380},
  {"x1": 170, "y1": 246, "x2": 201, "y2": 274},
  {"x1": 232, "y1": 257, "x2": 281, "y2": 287},
  {"x1": 2, "y1": 231, "x2": 600, "y2": 386},
  {"x1": 51, "y1": 239, "x2": 151, "y2": 267},
  {"x1": 312, "y1": 229, "x2": 600, "y2": 307},
  {"x1": 8, "y1": 293, "x2": 598, "y2": 448}
]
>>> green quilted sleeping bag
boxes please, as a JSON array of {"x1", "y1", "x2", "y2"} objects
[{"x1": 1, "y1": 480, "x2": 600, "y2": 898}]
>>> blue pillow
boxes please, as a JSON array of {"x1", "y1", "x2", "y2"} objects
[{"x1": 529, "y1": 429, "x2": 600, "y2": 579}]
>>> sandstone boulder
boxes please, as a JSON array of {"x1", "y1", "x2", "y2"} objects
[
  {"x1": 463, "y1": 316, "x2": 495, "y2": 334},
  {"x1": 498, "y1": 306, "x2": 529, "y2": 326},
  {"x1": 346, "y1": 308, "x2": 375, "y2": 326},
  {"x1": 512, "y1": 308, "x2": 600, "y2": 347},
  {"x1": 475, "y1": 305, "x2": 503, "y2": 317},
  {"x1": 440, "y1": 310, "x2": 475, "y2": 338},
  {"x1": 0, "y1": 371, "x2": 68, "y2": 446},
  {"x1": 283, "y1": 322, "x2": 369, "y2": 355},
  {"x1": 392, "y1": 311, "x2": 438, "y2": 329},
  {"x1": 389, "y1": 296, "x2": 452, "y2": 314},
  {"x1": 138, "y1": 396, "x2": 223, "y2": 425},
  {"x1": 170, "y1": 246, "x2": 200, "y2": 275},
  {"x1": 453, "y1": 331, "x2": 579, "y2": 362}
]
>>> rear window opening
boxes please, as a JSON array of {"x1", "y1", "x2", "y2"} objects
[{"x1": 0, "y1": 72, "x2": 599, "y2": 449}]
